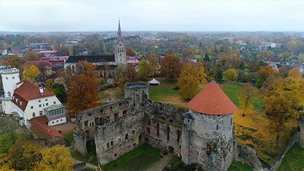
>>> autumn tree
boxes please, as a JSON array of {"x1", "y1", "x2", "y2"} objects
[
  {"x1": 224, "y1": 69, "x2": 238, "y2": 81},
  {"x1": 262, "y1": 77, "x2": 304, "y2": 148},
  {"x1": 195, "y1": 61, "x2": 207, "y2": 85},
  {"x1": 75, "y1": 61, "x2": 99, "y2": 79},
  {"x1": 34, "y1": 145, "x2": 73, "y2": 171},
  {"x1": 160, "y1": 54, "x2": 181, "y2": 80},
  {"x1": 138, "y1": 58, "x2": 151, "y2": 81},
  {"x1": 67, "y1": 74, "x2": 99, "y2": 118},
  {"x1": 0, "y1": 55, "x2": 26, "y2": 69},
  {"x1": 8, "y1": 140, "x2": 44, "y2": 170},
  {"x1": 125, "y1": 65, "x2": 139, "y2": 82},
  {"x1": 288, "y1": 67, "x2": 302, "y2": 78},
  {"x1": 26, "y1": 52, "x2": 40, "y2": 61},
  {"x1": 147, "y1": 50, "x2": 158, "y2": 76},
  {"x1": 166, "y1": 48, "x2": 175, "y2": 55},
  {"x1": 238, "y1": 83, "x2": 258, "y2": 116},
  {"x1": 256, "y1": 66, "x2": 278, "y2": 87},
  {"x1": 126, "y1": 47, "x2": 136, "y2": 56},
  {"x1": 181, "y1": 48, "x2": 193, "y2": 61},
  {"x1": 178, "y1": 63, "x2": 199, "y2": 99},
  {"x1": 23, "y1": 65, "x2": 40, "y2": 82}
]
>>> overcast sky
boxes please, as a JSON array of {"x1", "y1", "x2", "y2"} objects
[{"x1": 0, "y1": 0, "x2": 303, "y2": 32}]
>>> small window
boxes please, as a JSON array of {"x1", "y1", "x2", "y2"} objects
[
  {"x1": 125, "y1": 133, "x2": 128, "y2": 139},
  {"x1": 38, "y1": 100, "x2": 41, "y2": 103},
  {"x1": 32, "y1": 112, "x2": 35, "y2": 117},
  {"x1": 52, "y1": 121, "x2": 54, "y2": 124},
  {"x1": 111, "y1": 141, "x2": 114, "y2": 146},
  {"x1": 39, "y1": 111, "x2": 43, "y2": 116},
  {"x1": 39, "y1": 104, "x2": 41, "y2": 107},
  {"x1": 53, "y1": 101, "x2": 56, "y2": 104},
  {"x1": 12, "y1": 76, "x2": 15, "y2": 79},
  {"x1": 6, "y1": 77, "x2": 8, "y2": 80},
  {"x1": 30, "y1": 106, "x2": 33, "y2": 109},
  {"x1": 107, "y1": 143, "x2": 109, "y2": 148},
  {"x1": 216, "y1": 125, "x2": 219, "y2": 130},
  {"x1": 60, "y1": 119, "x2": 63, "y2": 121},
  {"x1": 56, "y1": 120, "x2": 58, "y2": 122},
  {"x1": 45, "y1": 99, "x2": 48, "y2": 101},
  {"x1": 46, "y1": 103, "x2": 48, "y2": 106}
]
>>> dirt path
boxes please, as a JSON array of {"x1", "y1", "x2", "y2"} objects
[{"x1": 146, "y1": 154, "x2": 173, "y2": 171}]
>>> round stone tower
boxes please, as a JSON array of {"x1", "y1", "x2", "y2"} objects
[{"x1": 181, "y1": 81, "x2": 238, "y2": 171}]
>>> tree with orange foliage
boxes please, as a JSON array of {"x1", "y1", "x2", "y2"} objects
[
  {"x1": 256, "y1": 66, "x2": 278, "y2": 87},
  {"x1": 67, "y1": 74, "x2": 99, "y2": 118},
  {"x1": 0, "y1": 55, "x2": 26, "y2": 69},
  {"x1": 288, "y1": 67, "x2": 302, "y2": 78},
  {"x1": 160, "y1": 54, "x2": 181, "y2": 80},
  {"x1": 75, "y1": 61, "x2": 99, "y2": 79},
  {"x1": 126, "y1": 47, "x2": 136, "y2": 56},
  {"x1": 26, "y1": 52, "x2": 40, "y2": 61}
]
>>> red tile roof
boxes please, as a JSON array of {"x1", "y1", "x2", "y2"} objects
[
  {"x1": 23, "y1": 61, "x2": 52, "y2": 69},
  {"x1": 30, "y1": 115, "x2": 64, "y2": 139},
  {"x1": 187, "y1": 81, "x2": 238, "y2": 115},
  {"x1": 12, "y1": 81, "x2": 55, "y2": 111}
]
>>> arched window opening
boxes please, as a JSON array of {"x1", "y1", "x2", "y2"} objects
[
  {"x1": 146, "y1": 127, "x2": 150, "y2": 134},
  {"x1": 216, "y1": 125, "x2": 219, "y2": 130},
  {"x1": 125, "y1": 133, "x2": 129, "y2": 139}
]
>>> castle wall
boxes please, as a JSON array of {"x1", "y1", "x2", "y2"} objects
[
  {"x1": 144, "y1": 118, "x2": 182, "y2": 156},
  {"x1": 95, "y1": 110, "x2": 145, "y2": 165}
]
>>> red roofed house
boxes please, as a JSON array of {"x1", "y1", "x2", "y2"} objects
[
  {"x1": 12, "y1": 81, "x2": 66, "y2": 128},
  {"x1": 29, "y1": 115, "x2": 64, "y2": 140},
  {"x1": 181, "y1": 81, "x2": 238, "y2": 170},
  {"x1": 23, "y1": 61, "x2": 52, "y2": 76}
]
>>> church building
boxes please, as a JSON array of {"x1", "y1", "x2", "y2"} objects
[{"x1": 64, "y1": 21, "x2": 127, "y2": 77}]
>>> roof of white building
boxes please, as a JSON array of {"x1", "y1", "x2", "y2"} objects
[{"x1": 12, "y1": 81, "x2": 55, "y2": 111}]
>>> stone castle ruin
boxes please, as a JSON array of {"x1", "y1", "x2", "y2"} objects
[{"x1": 74, "y1": 81, "x2": 238, "y2": 170}]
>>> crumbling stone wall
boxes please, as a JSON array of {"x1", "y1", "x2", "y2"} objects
[{"x1": 181, "y1": 110, "x2": 237, "y2": 171}]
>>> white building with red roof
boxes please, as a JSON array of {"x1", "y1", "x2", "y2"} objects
[
  {"x1": 11, "y1": 81, "x2": 66, "y2": 128},
  {"x1": 181, "y1": 81, "x2": 238, "y2": 170}
]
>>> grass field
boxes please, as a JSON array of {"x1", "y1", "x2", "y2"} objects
[
  {"x1": 149, "y1": 79, "x2": 180, "y2": 102},
  {"x1": 63, "y1": 133, "x2": 74, "y2": 147},
  {"x1": 278, "y1": 144, "x2": 304, "y2": 171},
  {"x1": 228, "y1": 161, "x2": 252, "y2": 171},
  {"x1": 102, "y1": 144, "x2": 162, "y2": 171}
]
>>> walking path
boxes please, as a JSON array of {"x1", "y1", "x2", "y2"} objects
[
  {"x1": 146, "y1": 154, "x2": 173, "y2": 171},
  {"x1": 69, "y1": 145, "x2": 98, "y2": 170}
]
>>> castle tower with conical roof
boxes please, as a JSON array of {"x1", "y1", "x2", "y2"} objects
[
  {"x1": 114, "y1": 20, "x2": 127, "y2": 65},
  {"x1": 181, "y1": 81, "x2": 238, "y2": 170}
]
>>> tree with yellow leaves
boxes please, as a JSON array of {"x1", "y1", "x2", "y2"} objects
[
  {"x1": 34, "y1": 145, "x2": 73, "y2": 171},
  {"x1": 147, "y1": 50, "x2": 158, "y2": 76},
  {"x1": 178, "y1": 63, "x2": 199, "y2": 99},
  {"x1": 288, "y1": 67, "x2": 302, "y2": 78},
  {"x1": 224, "y1": 69, "x2": 238, "y2": 81},
  {"x1": 238, "y1": 83, "x2": 258, "y2": 117},
  {"x1": 23, "y1": 65, "x2": 40, "y2": 82},
  {"x1": 195, "y1": 61, "x2": 207, "y2": 85},
  {"x1": 139, "y1": 58, "x2": 151, "y2": 81},
  {"x1": 262, "y1": 77, "x2": 304, "y2": 148}
]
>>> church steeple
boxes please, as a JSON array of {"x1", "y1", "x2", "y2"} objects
[
  {"x1": 117, "y1": 20, "x2": 123, "y2": 42},
  {"x1": 115, "y1": 20, "x2": 127, "y2": 65}
]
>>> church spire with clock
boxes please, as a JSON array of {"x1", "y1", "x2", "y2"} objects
[{"x1": 115, "y1": 20, "x2": 127, "y2": 65}]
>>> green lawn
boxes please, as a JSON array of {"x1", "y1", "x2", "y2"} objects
[
  {"x1": 149, "y1": 79, "x2": 179, "y2": 101},
  {"x1": 278, "y1": 144, "x2": 304, "y2": 171},
  {"x1": 220, "y1": 84, "x2": 242, "y2": 107},
  {"x1": 102, "y1": 143, "x2": 162, "y2": 171},
  {"x1": 228, "y1": 161, "x2": 252, "y2": 171},
  {"x1": 63, "y1": 133, "x2": 74, "y2": 147}
]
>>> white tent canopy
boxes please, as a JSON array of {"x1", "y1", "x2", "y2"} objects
[{"x1": 149, "y1": 78, "x2": 160, "y2": 85}]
